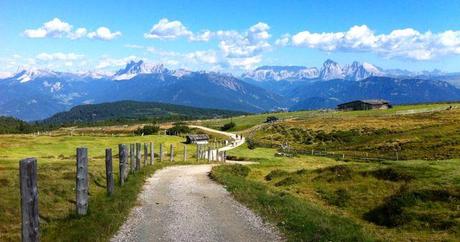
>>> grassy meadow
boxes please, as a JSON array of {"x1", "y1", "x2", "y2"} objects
[
  {"x1": 212, "y1": 146, "x2": 460, "y2": 241},
  {"x1": 0, "y1": 131, "x2": 220, "y2": 241},
  {"x1": 209, "y1": 103, "x2": 460, "y2": 241}
]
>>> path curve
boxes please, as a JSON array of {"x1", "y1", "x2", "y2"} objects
[{"x1": 111, "y1": 126, "x2": 282, "y2": 242}]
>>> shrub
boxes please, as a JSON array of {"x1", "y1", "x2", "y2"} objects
[
  {"x1": 365, "y1": 168, "x2": 414, "y2": 182},
  {"x1": 134, "y1": 125, "x2": 159, "y2": 135},
  {"x1": 166, "y1": 122, "x2": 191, "y2": 135},
  {"x1": 314, "y1": 165, "x2": 354, "y2": 182},
  {"x1": 247, "y1": 138, "x2": 256, "y2": 150},
  {"x1": 221, "y1": 122, "x2": 236, "y2": 131},
  {"x1": 317, "y1": 188, "x2": 351, "y2": 207},
  {"x1": 275, "y1": 176, "x2": 300, "y2": 186},
  {"x1": 364, "y1": 188, "x2": 459, "y2": 228},
  {"x1": 226, "y1": 164, "x2": 251, "y2": 177},
  {"x1": 264, "y1": 169, "x2": 289, "y2": 181}
]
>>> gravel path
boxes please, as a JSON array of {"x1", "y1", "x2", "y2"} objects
[{"x1": 111, "y1": 165, "x2": 283, "y2": 242}]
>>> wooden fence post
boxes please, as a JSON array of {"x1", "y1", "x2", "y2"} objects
[
  {"x1": 150, "y1": 142, "x2": 154, "y2": 165},
  {"x1": 144, "y1": 143, "x2": 148, "y2": 166},
  {"x1": 76, "y1": 147, "x2": 89, "y2": 215},
  {"x1": 159, "y1": 144, "x2": 163, "y2": 162},
  {"x1": 119, "y1": 144, "x2": 127, "y2": 185},
  {"x1": 130, "y1": 144, "x2": 135, "y2": 173},
  {"x1": 207, "y1": 147, "x2": 211, "y2": 162},
  {"x1": 136, "y1": 143, "x2": 141, "y2": 171},
  {"x1": 196, "y1": 144, "x2": 200, "y2": 161},
  {"x1": 20, "y1": 158, "x2": 39, "y2": 242},
  {"x1": 170, "y1": 144, "x2": 174, "y2": 162},
  {"x1": 105, "y1": 149, "x2": 114, "y2": 196}
]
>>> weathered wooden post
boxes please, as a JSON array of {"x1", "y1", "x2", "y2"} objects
[
  {"x1": 76, "y1": 147, "x2": 89, "y2": 215},
  {"x1": 20, "y1": 158, "x2": 39, "y2": 242},
  {"x1": 207, "y1": 147, "x2": 211, "y2": 162},
  {"x1": 119, "y1": 144, "x2": 127, "y2": 185},
  {"x1": 216, "y1": 148, "x2": 219, "y2": 162},
  {"x1": 130, "y1": 144, "x2": 135, "y2": 173},
  {"x1": 150, "y1": 142, "x2": 154, "y2": 165},
  {"x1": 183, "y1": 144, "x2": 187, "y2": 162},
  {"x1": 159, "y1": 143, "x2": 164, "y2": 162},
  {"x1": 170, "y1": 144, "x2": 174, "y2": 162},
  {"x1": 136, "y1": 143, "x2": 141, "y2": 171},
  {"x1": 144, "y1": 143, "x2": 148, "y2": 166},
  {"x1": 105, "y1": 149, "x2": 114, "y2": 196},
  {"x1": 196, "y1": 144, "x2": 200, "y2": 161}
]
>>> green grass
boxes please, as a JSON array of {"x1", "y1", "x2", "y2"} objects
[
  {"x1": 195, "y1": 103, "x2": 459, "y2": 132},
  {"x1": 0, "y1": 133, "x2": 209, "y2": 241},
  {"x1": 212, "y1": 145, "x2": 460, "y2": 241},
  {"x1": 211, "y1": 165, "x2": 374, "y2": 242}
]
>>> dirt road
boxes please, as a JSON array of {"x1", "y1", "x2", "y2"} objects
[
  {"x1": 111, "y1": 126, "x2": 281, "y2": 241},
  {"x1": 111, "y1": 165, "x2": 282, "y2": 242}
]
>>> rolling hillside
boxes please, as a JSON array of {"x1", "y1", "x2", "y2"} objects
[{"x1": 41, "y1": 100, "x2": 246, "y2": 125}]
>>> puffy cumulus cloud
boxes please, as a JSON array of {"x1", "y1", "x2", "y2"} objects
[
  {"x1": 217, "y1": 22, "x2": 271, "y2": 59},
  {"x1": 23, "y1": 18, "x2": 121, "y2": 41},
  {"x1": 143, "y1": 20, "x2": 271, "y2": 70},
  {"x1": 24, "y1": 18, "x2": 73, "y2": 38},
  {"x1": 144, "y1": 18, "x2": 192, "y2": 40},
  {"x1": 289, "y1": 25, "x2": 460, "y2": 60},
  {"x1": 87, "y1": 27, "x2": 122, "y2": 40}
]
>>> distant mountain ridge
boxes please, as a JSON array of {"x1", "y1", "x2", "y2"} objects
[
  {"x1": 0, "y1": 61, "x2": 285, "y2": 120},
  {"x1": 1, "y1": 59, "x2": 459, "y2": 121},
  {"x1": 241, "y1": 59, "x2": 453, "y2": 83}
]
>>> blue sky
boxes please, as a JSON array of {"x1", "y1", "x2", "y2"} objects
[{"x1": 1, "y1": 0, "x2": 460, "y2": 75}]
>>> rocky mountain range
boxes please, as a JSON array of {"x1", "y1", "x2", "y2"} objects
[{"x1": 1, "y1": 59, "x2": 459, "y2": 121}]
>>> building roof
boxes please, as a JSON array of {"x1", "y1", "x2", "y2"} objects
[
  {"x1": 338, "y1": 99, "x2": 390, "y2": 106},
  {"x1": 186, "y1": 134, "x2": 209, "y2": 141}
]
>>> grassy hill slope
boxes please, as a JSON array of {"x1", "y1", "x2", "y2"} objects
[{"x1": 41, "y1": 100, "x2": 247, "y2": 126}]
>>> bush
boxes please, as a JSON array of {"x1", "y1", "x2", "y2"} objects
[
  {"x1": 166, "y1": 123, "x2": 191, "y2": 135},
  {"x1": 264, "y1": 169, "x2": 289, "y2": 181},
  {"x1": 221, "y1": 122, "x2": 236, "y2": 131},
  {"x1": 134, "y1": 125, "x2": 159, "y2": 135},
  {"x1": 275, "y1": 176, "x2": 301, "y2": 186},
  {"x1": 365, "y1": 168, "x2": 414, "y2": 182},
  {"x1": 317, "y1": 188, "x2": 351, "y2": 207},
  {"x1": 223, "y1": 164, "x2": 251, "y2": 177},
  {"x1": 247, "y1": 138, "x2": 256, "y2": 150},
  {"x1": 364, "y1": 188, "x2": 459, "y2": 228}
]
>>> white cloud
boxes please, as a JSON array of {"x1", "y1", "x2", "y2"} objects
[
  {"x1": 87, "y1": 27, "x2": 121, "y2": 40},
  {"x1": 144, "y1": 18, "x2": 192, "y2": 40},
  {"x1": 36, "y1": 52, "x2": 84, "y2": 61},
  {"x1": 24, "y1": 18, "x2": 72, "y2": 38},
  {"x1": 289, "y1": 25, "x2": 460, "y2": 60},
  {"x1": 23, "y1": 18, "x2": 121, "y2": 41},
  {"x1": 217, "y1": 22, "x2": 271, "y2": 59},
  {"x1": 185, "y1": 50, "x2": 219, "y2": 64}
]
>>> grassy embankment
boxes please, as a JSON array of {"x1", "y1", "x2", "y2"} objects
[
  {"x1": 0, "y1": 131, "x2": 223, "y2": 241},
  {"x1": 210, "y1": 103, "x2": 460, "y2": 241},
  {"x1": 212, "y1": 146, "x2": 460, "y2": 241}
]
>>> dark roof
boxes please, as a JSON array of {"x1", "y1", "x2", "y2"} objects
[
  {"x1": 339, "y1": 99, "x2": 390, "y2": 106},
  {"x1": 186, "y1": 134, "x2": 209, "y2": 141}
]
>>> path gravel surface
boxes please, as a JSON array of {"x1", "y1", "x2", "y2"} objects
[{"x1": 111, "y1": 164, "x2": 282, "y2": 242}]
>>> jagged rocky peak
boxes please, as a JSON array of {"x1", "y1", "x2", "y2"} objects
[
  {"x1": 242, "y1": 65, "x2": 319, "y2": 81},
  {"x1": 113, "y1": 60, "x2": 169, "y2": 80},
  {"x1": 319, "y1": 59, "x2": 345, "y2": 80}
]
